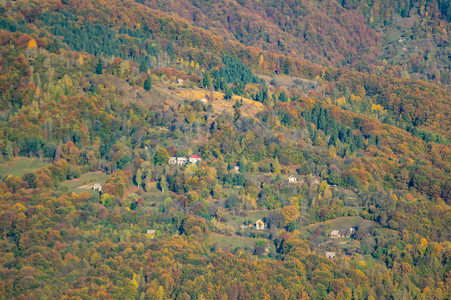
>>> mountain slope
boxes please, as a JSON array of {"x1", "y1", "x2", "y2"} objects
[
  {"x1": 141, "y1": 0, "x2": 381, "y2": 68},
  {"x1": 0, "y1": 1, "x2": 449, "y2": 299}
]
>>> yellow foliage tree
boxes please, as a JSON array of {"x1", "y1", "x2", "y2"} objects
[
  {"x1": 290, "y1": 197, "x2": 300, "y2": 211},
  {"x1": 156, "y1": 286, "x2": 165, "y2": 300},
  {"x1": 13, "y1": 203, "x2": 27, "y2": 213},
  {"x1": 419, "y1": 238, "x2": 428, "y2": 256},
  {"x1": 371, "y1": 104, "x2": 384, "y2": 112},
  {"x1": 319, "y1": 180, "x2": 329, "y2": 195},
  {"x1": 337, "y1": 96, "x2": 346, "y2": 106},
  {"x1": 282, "y1": 205, "x2": 299, "y2": 226},
  {"x1": 27, "y1": 39, "x2": 37, "y2": 49},
  {"x1": 90, "y1": 252, "x2": 101, "y2": 266},
  {"x1": 131, "y1": 273, "x2": 139, "y2": 288}
]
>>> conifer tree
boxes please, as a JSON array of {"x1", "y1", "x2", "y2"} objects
[
  {"x1": 95, "y1": 58, "x2": 103, "y2": 74},
  {"x1": 144, "y1": 76, "x2": 152, "y2": 91},
  {"x1": 224, "y1": 88, "x2": 233, "y2": 100},
  {"x1": 203, "y1": 73, "x2": 211, "y2": 89}
]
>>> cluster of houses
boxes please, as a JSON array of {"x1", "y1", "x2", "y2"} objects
[
  {"x1": 330, "y1": 227, "x2": 357, "y2": 238},
  {"x1": 168, "y1": 155, "x2": 202, "y2": 165},
  {"x1": 287, "y1": 175, "x2": 321, "y2": 185},
  {"x1": 240, "y1": 219, "x2": 266, "y2": 230},
  {"x1": 324, "y1": 227, "x2": 358, "y2": 259}
]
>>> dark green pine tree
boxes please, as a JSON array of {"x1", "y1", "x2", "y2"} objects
[
  {"x1": 279, "y1": 91, "x2": 288, "y2": 102},
  {"x1": 95, "y1": 58, "x2": 103, "y2": 74},
  {"x1": 328, "y1": 133, "x2": 336, "y2": 146},
  {"x1": 167, "y1": 41, "x2": 174, "y2": 59},
  {"x1": 144, "y1": 76, "x2": 152, "y2": 91},
  {"x1": 203, "y1": 73, "x2": 211, "y2": 89},
  {"x1": 224, "y1": 88, "x2": 233, "y2": 100}
]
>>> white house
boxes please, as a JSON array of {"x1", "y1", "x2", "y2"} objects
[
  {"x1": 176, "y1": 157, "x2": 188, "y2": 165},
  {"x1": 288, "y1": 175, "x2": 298, "y2": 183},
  {"x1": 189, "y1": 155, "x2": 202, "y2": 164},
  {"x1": 169, "y1": 157, "x2": 188, "y2": 165},
  {"x1": 233, "y1": 166, "x2": 240, "y2": 172},
  {"x1": 93, "y1": 183, "x2": 102, "y2": 191},
  {"x1": 255, "y1": 219, "x2": 265, "y2": 230}
]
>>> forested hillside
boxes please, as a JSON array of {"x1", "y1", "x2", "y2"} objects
[
  {"x1": 0, "y1": 0, "x2": 449, "y2": 299},
  {"x1": 141, "y1": 0, "x2": 450, "y2": 87}
]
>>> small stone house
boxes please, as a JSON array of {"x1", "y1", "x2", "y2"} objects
[
  {"x1": 146, "y1": 229, "x2": 156, "y2": 239},
  {"x1": 330, "y1": 230, "x2": 343, "y2": 238},
  {"x1": 176, "y1": 79, "x2": 184, "y2": 85},
  {"x1": 325, "y1": 251, "x2": 336, "y2": 259},
  {"x1": 255, "y1": 219, "x2": 265, "y2": 230},
  {"x1": 312, "y1": 176, "x2": 321, "y2": 185}
]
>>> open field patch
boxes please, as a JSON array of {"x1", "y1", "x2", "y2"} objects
[
  {"x1": 61, "y1": 171, "x2": 108, "y2": 193},
  {"x1": 210, "y1": 233, "x2": 259, "y2": 251},
  {"x1": 174, "y1": 88, "x2": 265, "y2": 118},
  {"x1": 0, "y1": 157, "x2": 48, "y2": 177}
]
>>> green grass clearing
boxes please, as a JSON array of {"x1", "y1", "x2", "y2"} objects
[
  {"x1": 209, "y1": 233, "x2": 277, "y2": 257},
  {"x1": 210, "y1": 233, "x2": 261, "y2": 251},
  {"x1": 61, "y1": 171, "x2": 108, "y2": 193},
  {"x1": 228, "y1": 210, "x2": 270, "y2": 228},
  {"x1": 0, "y1": 157, "x2": 48, "y2": 177},
  {"x1": 302, "y1": 216, "x2": 375, "y2": 235}
]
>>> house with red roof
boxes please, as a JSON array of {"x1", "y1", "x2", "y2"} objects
[{"x1": 189, "y1": 155, "x2": 202, "y2": 164}]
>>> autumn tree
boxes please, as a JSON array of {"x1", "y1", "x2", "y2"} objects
[{"x1": 153, "y1": 147, "x2": 169, "y2": 165}]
